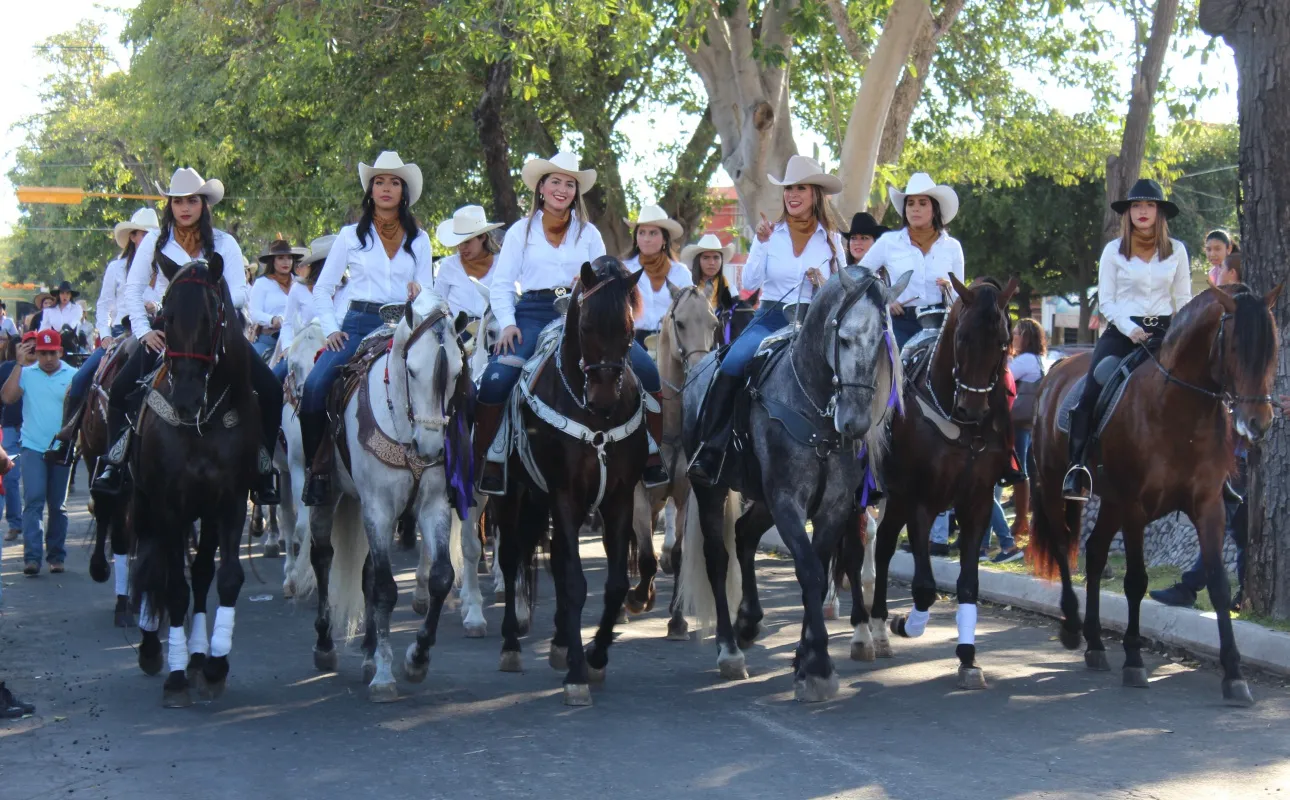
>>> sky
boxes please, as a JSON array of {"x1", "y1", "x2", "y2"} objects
[{"x1": 0, "y1": 1, "x2": 1240, "y2": 237}]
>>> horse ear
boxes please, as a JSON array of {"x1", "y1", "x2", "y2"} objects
[
  {"x1": 624, "y1": 267, "x2": 645, "y2": 290},
  {"x1": 888, "y1": 270, "x2": 913, "y2": 303},
  {"x1": 838, "y1": 266, "x2": 856, "y2": 292},
  {"x1": 453, "y1": 310, "x2": 471, "y2": 337},
  {"x1": 1266, "y1": 282, "x2": 1284, "y2": 310},
  {"x1": 998, "y1": 276, "x2": 1019, "y2": 308},
  {"x1": 1212, "y1": 285, "x2": 1238, "y2": 313},
  {"x1": 579, "y1": 261, "x2": 597, "y2": 291},
  {"x1": 667, "y1": 280, "x2": 683, "y2": 301},
  {"x1": 469, "y1": 276, "x2": 490, "y2": 303},
  {"x1": 949, "y1": 273, "x2": 971, "y2": 302},
  {"x1": 747, "y1": 289, "x2": 762, "y2": 307},
  {"x1": 876, "y1": 265, "x2": 891, "y2": 286},
  {"x1": 208, "y1": 253, "x2": 224, "y2": 282}
]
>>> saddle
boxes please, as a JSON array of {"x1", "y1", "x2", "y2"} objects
[{"x1": 1057, "y1": 345, "x2": 1153, "y2": 440}]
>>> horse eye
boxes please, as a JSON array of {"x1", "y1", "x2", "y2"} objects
[{"x1": 676, "y1": 321, "x2": 685, "y2": 330}]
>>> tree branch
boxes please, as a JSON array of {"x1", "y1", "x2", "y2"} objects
[{"x1": 823, "y1": 0, "x2": 871, "y2": 67}]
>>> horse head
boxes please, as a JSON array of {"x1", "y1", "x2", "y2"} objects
[
  {"x1": 665, "y1": 283, "x2": 719, "y2": 372},
  {"x1": 568, "y1": 256, "x2": 643, "y2": 416},
  {"x1": 1207, "y1": 282, "x2": 1282, "y2": 443},
  {"x1": 945, "y1": 274, "x2": 1017, "y2": 424},
  {"x1": 393, "y1": 290, "x2": 464, "y2": 459},
  {"x1": 161, "y1": 254, "x2": 233, "y2": 422}
]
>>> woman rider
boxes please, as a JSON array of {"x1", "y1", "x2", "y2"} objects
[
  {"x1": 271, "y1": 234, "x2": 348, "y2": 383},
  {"x1": 844, "y1": 212, "x2": 889, "y2": 265},
  {"x1": 248, "y1": 237, "x2": 304, "y2": 362},
  {"x1": 624, "y1": 204, "x2": 691, "y2": 345},
  {"x1": 433, "y1": 204, "x2": 503, "y2": 324}
]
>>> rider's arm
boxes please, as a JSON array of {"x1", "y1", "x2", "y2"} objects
[
  {"x1": 1, "y1": 361, "x2": 24, "y2": 406},
  {"x1": 248, "y1": 278, "x2": 274, "y2": 327},
  {"x1": 313, "y1": 228, "x2": 350, "y2": 337},
  {"x1": 488, "y1": 223, "x2": 523, "y2": 331},
  {"x1": 95, "y1": 260, "x2": 121, "y2": 339},
  {"x1": 1170, "y1": 240, "x2": 1192, "y2": 313},
  {"x1": 215, "y1": 232, "x2": 249, "y2": 311},
  {"x1": 123, "y1": 231, "x2": 159, "y2": 341},
  {"x1": 1097, "y1": 241, "x2": 1138, "y2": 338}
]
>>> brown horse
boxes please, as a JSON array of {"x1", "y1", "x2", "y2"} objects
[
  {"x1": 1030, "y1": 284, "x2": 1280, "y2": 705},
  {"x1": 856, "y1": 275, "x2": 1017, "y2": 689}
]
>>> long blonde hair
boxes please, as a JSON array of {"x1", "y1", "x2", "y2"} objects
[
  {"x1": 1117, "y1": 208, "x2": 1173, "y2": 260},
  {"x1": 774, "y1": 185, "x2": 842, "y2": 271},
  {"x1": 523, "y1": 175, "x2": 591, "y2": 246}
]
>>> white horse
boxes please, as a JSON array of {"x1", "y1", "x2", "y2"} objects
[
  {"x1": 278, "y1": 321, "x2": 327, "y2": 601},
  {"x1": 308, "y1": 293, "x2": 467, "y2": 702}
]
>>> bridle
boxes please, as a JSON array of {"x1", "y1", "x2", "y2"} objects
[
  {"x1": 164, "y1": 269, "x2": 226, "y2": 367},
  {"x1": 925, "y1": 290, "x2": 1010, "y2": 425},
  {"x1": 789, "y1": 273, "x2": 885, "y2": 421},
  {"x1": 1143, "y1": 307, "x2": 1273, "y2": 411},
  {"x1": 389, "y1": 306, "x2": 452, "y2": 436},
  {"x1": 664, "y1": 286, "x2": 718, "y2": 369},
  {"x1": 558, "y1": 274, "x2": 634, "y2": 413}
]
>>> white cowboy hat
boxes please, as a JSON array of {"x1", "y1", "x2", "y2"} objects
[
  {"x1": 625, "y1": 204, "x2": 684, "y2": 241},
  {"x1": 436, "y1": 205, "x2": 503, "y2": 248},
  {"x1": 521, "y1": 151, "x2": 597, "y2": 194},
  {"x1": 888, "y1": 172, "x2": 959, "y2": 225},
  {"x1": 112, "y1": 207, "x2": 159, "y2": 249},
  {"x1": 679, "y1": 233, "x2": 736, "y2": 265},
  {"x1": 302, "y1": 234, "x2": 337, "y2": 266},
  {"x1": 768, "y1": 155, "x2": 843, "y2": 195},
  {"x1": 358, "y1": 151, "x2": 423, "y2": 206},
  {"x1": 157, "y1": 167, "x2": 225, "y2": 207}
]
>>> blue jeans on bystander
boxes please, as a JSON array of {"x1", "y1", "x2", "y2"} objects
[
  {"x1": 3, "y1": 427, "x2": 21, "y2": 533},
  {"x1": 21, "y1": 447, "x2": 70, "y2": 567}
]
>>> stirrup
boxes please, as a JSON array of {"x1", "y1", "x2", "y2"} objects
[
  {"x1": 45, "y1": 437, "x2": 75, "y2": 466},
  {"x1": 302, "y1": 470, "x2": 331, "y2": 507},
  {"x1": 478, "y1": 462, "x2": 505, "y2": 497},
  {"x1": 1061, "y1": 464, "x2": 1092, "y2": 502},
  {"x1": 251, "y1": 469, "x2": 281, "y2": 506},
  {"x1": 642, "y1": 460, "x2": 669, "y2": 489},
  {"x1": 92, "y1": 462, "x2": 126, "y2": 496},
  {"x1": 687, "y1": 445, "x2": 724, "y2": 488}
]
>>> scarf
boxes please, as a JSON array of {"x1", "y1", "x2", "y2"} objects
[
  {"x1": 374, "y1": 212, "x2": 404, "y2": 260},
  {"x1": 542, "y1": 207, "x2": 572, "y2": 249},
  {"x1": 786, "y1": 214, "x2": 818, "y2": 257},
  {"x1": 1131, "y1": 228, "x2": 1158, "y2": 262},
  {"x1": 639, "y1": 251, "x2": 672, "y2": 292},
  {"x1": 266, "y1": 270, "x2": 292, "y2": 292},
  {"x1": 172, "y1": 224, "x2": 203, "y2": 259},
  {"x1": 908, "y1": 225, "x2": 938, "y2": 255},
  {"x1": 460, "y1": 251, "x2": 494, "y2": 281}
]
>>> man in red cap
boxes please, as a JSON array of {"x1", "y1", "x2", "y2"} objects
[{"x1": 1, "y1": 330, "x2": 75, "y2": 575}]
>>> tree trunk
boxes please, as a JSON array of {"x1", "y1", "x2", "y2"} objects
[
  {"x1": 1078, "y1": 290, "x2": 1093, "y2": 346},
  {"x1": 1201, "y1": 0, "x2": 1290, "y2": 618},
  {"x1": 1101, "y1": 0, "x2": 1180, "y2": 242},
  {"x1": 473, "y1": 55, "x2": 522, "y2": 226}
]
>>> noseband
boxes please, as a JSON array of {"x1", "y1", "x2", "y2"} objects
[
  {"x1": 559, "y1": 274, "x2": 634, "y2": 412},
  {"x1": 394, "y1": 308, "x2": 452, "y2": 433}
]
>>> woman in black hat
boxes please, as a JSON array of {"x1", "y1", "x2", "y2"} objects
[
  {"x1": 37, "y1": 281, "x2": 83, "y2": 333},
  {"x1": 249, "y1": 237, "x2": 304, "y2": 361},
  {"x1": 844, "y1": 212, "x2": 889, "y2": 265},
  {"x1": 1062, "y1": 178, "x2": 1190, "y2": 501}
]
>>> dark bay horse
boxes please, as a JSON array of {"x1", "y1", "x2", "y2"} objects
[
  {"x1": 857, "y1": 275, "x2": 1017, "y2": 689},
  {"x1": 131, "y1": 257, "x2": 262, "y2": 708},
  {"x1": 494, "y1": 256, "x2": 647, "y2": 706},
  {"x1": 1030, "y1": 284, "x2": 1280, "y2": 705}
]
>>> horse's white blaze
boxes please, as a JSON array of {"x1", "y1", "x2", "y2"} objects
[
  {"x1": 956, "y1": 603, "x2": 977, "y2": 645},
  {"x1": 210, "y1": 606, "x2": 235, "y2": 657},
  {"x1": 113, "y1": 553, "x2": 128, "y2": 597},
  {"x1": 167, "y1": 626, "x2": 189, "y2": 673},
  {"x1": 903, "y1": 607, "x2": 930, "y2": 638},
  {"x1": 188, "y1": 611, "x2": 209, "y2": 656}
]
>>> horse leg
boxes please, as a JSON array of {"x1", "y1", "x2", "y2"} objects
[
  {"x1": 1120, "y1": 514, "x2": 1152, "y2": 690},
  {"x1": 767, "y1": 491, "x2": 835, "y2": 702},
  {"x1": 413, "y1": 542, "x2": 431, "y2": 617},
  {"x1": 868, "y1": 499, "x2": 904, "y2": 657},
  {"x1": 626, "y1": 484, "x2": 658, "y2": 615},
  {"x1": 404, "y1": 494, "x2": 454, "y2": 684},
  {"x1": 458, "y1": 495, "x2": 488, "y2": 636},
  {"x1": 733, "y1": 499, "x2": 772, "y2": 650},
  {"x1": 251, "y1": 504, "x2": 265, "y2": 537},
  {"x1": 1188, "y1": 499, "x2": 1251, "y2": 705},
  {"x1": 665, "y1": 490, "x2": 689, "y2": 642},
  {"x1": 263, "y1": 506, "x2": 281, "y2": 559},
  {"x1": 359, "y1": 500, "x2": 399, "y2": 702},
  {"x1": 551, "y1": 493, "x2": 592, "y2": 706},
  {"x1": 841, "y1": 509, "x2": 874, "y2": 662},
  {"x1": 162, "y1": 519, "x2": 194, "y2": 708},
  {"x1": 1081, "y1": 504, "x2": 1120, "y2": 670},
  {"x1": 359, "y1": 554, "x2": 378, "y2": 685},
  {"x1": 496, "y1": 491, "x2": 526, "y2": 672},
  {"x1": 202, "y1": 501, "x2": 248, "y2": 698},
  {"x1": 861, "y1": 509, "x2": 877, "y2": 611},
  {"x1": 691, "y1": 485, "x2": 746, "y2": 679},
  {"x1": 586, "y1": 486, "x2": 634, "y2": 682},
  {"x1": 308, "y1": 505, "x2": 338, "y2": 671},
  {"x1": 890, "y1": 504, "x2": 938, "y2": 640},
  {"x1": 186, "y1": 521, "x2": 219, "y2": 695},
  {"x1": 953, "y1": 498, "x2": 992, "y2": 690},
  {"x1": 660, "y1": 495, "x2": 677, "y2": 575}
]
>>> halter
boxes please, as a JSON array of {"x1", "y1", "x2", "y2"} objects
[
  {"x1": 1143, "y1": 309, "x2": 1273, "y2": 411},
  {"x1": 388, "y1": 307, "x2": 452, "y2": 438},
  {"x1": 788, "y1": 273, "x2": 882, "y2": 422},
  {"x1": 664, "y1": 286, "x2": 718, "y2": 368},
  {"x1": 558, "y1": 275, "x2": 633, "y2": 412},
  {"x1": 924, "y1": 288, "x2": 1009, "y2": 425}
]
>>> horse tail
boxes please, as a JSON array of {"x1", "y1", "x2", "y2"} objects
[
  {"x1": 130, "y1": 514, "x2": 174, "y2": 631},
  {"x1": 448, "y1": 511, "x2": 464, "y2": 585},
  {"x1": 326, "y1": 496, "x2": 370, "y2": 640},
  {"x1": 287, "y1": 518, "x2": 317, "y2": 599},
  {"x1": 722, "y1": 491, "x2": 743, "y2": 617},
  {"x1": 1026, "y1": 482, "x2": 1080, "y2": 582},
  {"x1": 677, "y1": 488, "x2": 742, "y2": 634}
]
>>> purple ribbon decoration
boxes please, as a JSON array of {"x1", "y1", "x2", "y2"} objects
[
  {"x1": 855, "y1": 442, "x2": 878, "y2": 508},
  {"x1": 442, "y1": 396, "x2": 475, "y2": 520}
]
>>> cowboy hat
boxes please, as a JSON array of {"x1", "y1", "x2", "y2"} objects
[
  {"x1": 626, "y1": 204, "x2": 684, "y2": 240},
  {"x1": 1111, "y1": 178, "x2": 1179, "y2": 219},
  {"x1": 520, "y1": 151, "x2": 597, "y2": 194},
  {"x1": 679, "y1": 233, "x2": 736, "y2": 265},
  {"x1": 113, "y1": 207, "x2": 159, "y2": 249},
  {"x1": 258, "y1": 236, "x2": 307, "y2": 265},
  {"x1": 768, "y1": 155, "x2": 843, "y2": 195},
  {"x1": 54, "y1": 280, "x2": 79, "y2": 299},
  {"x1": 32, "y1": 292, "x2": 54, "y2": 309},
  {"x1": 358, "y1": 151, "x2": 423, "y2": 207},
  {"x1": 436, "y1": 205, "x2": 503, "y2": 248},
  {"x1": 888, "y1": 172, "x2": 959, "y2": 225},
  {"x1": 303, "y1": 234, "x2": 337, "y2": 266},
  {"x1": 845, "y1": 212, "x2": 890, "y2": 240},
  {"x1": 157, "y1": 167, "x2": 224, "y2": 207}
]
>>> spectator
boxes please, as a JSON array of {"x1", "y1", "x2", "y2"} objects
[
  {"x1": 981, "y1": 367, "x2": 1024, "y2": 562},
  {"x1": 1203, "y1": 229, "x2": 1236, "y2": 285},
  {"x1": 0, "y1": 302, "x2": 18, "y2": 338},
  {"x1": 1, "y1": 330, "x2": 75, "y2": 575},
  {"x1": 1008, "y1": 318, "x2": 1046, "y2": 538},
  {"x1": 0, "y1": 335, "x2": 23, "y2": 541},
  {"x1": 0, "y1": 436, "x2": 35, "y2": 719},
  {"x1": 1214, "y1": 250, "x2": 1242, "y2": 287}
]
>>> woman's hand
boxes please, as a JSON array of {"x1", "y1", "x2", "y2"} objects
[
  {"x1": 935, "y1": 277, "x2": 951, "y2": 291},
  {"x1": 140, "y1": 330, "x2": 166, "y2": 354},
  {"x1": 805, "y1": 267, "x2": 825, "y2": 288},
  {"x1": 756, "y1": 212, "x2": 773, "y2": 243},
  {"x1": 144, "y1": 301, "x2": 158, "y2": 315},
  {"x1": 269, "y1": 316, "x2": 283, "y2": 331},
  {"x1": 888, "y1": 302, "x2": 904, "y2": 316},
  {"x1": 1129, "y1": 327, "x2": 1150, "y2": 344},
  {"x1": 407, "y1": 281, "x2": 422, "y2": 301},
  {"x1": 494, "y1": 326, "x2": 522, "y2": 355},
  {"x1": 325, "y1": 331, "x2": 349, "y2": 352}
]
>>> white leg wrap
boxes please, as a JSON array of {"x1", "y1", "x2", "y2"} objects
[
  {"x1": 113, "y1": 554, "x2": 129, "y2": 597},
  {"x1": 167, "y1": 626, "x2": 189, "y2": 673},
  {"x1": 188, "y1": 612, "x2": 209, "y2": 656},
  {"x1": 956, "y1": 603, "x2": 977, "y2": 646},
  {"x1": 210, "y1": 606, "x2": 235, "y2": 658},
  {"x1": 904, "y1": 608, "x2": 930, "y2": 638},
  {"x1": 139, "y1": 597, "x2": 160, "y2": 632}
]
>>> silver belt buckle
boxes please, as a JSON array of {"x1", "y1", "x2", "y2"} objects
[
  {"x1": 554, "y1": 287, "x2": 568, "y2": 298},
  {"x1": 1142, "y1": 315, "x2": 1159, "y2": 328}
]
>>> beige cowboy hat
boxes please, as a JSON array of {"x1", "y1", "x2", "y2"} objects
[
  {"x1": 679, "y1": 233, "x2": 736, "y2": 265},
  {"x1": 520, "y1": 151, "x2": 597, "y2": 194},
  {"x1": 302, "y1": 234, "x2": 337, "y2": 266},
  {"x1": 436, "y1": 205, "x2": 503, "y2": 248},
  {"x1": 625, "y1": 204, "x2": 683, "y2": 240},
  {"x1": 112, "y1": 207, "x2": 159, "y2": 249},
  {"x1": 768, "y1": 155, "x2": 843, "y2": 195},
  {"x1": 157, "y1": 167, "x2": 225, "y2": 207},
  {"x1": 358, "y1": 151, "x2": 423, "y2": 206},
  {"x1": 889, "y1": 172, "x2": 960, "y2": 225}
]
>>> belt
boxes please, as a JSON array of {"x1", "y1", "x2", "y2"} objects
[
  {"x1": 1130, "y1": 314, "x2": 1171, "y2": 330},
  {"x1": 349, "y1": 300, "x2": 388, "y2": 316},
  {"x1": 523, "y1": 288, "x2": 571, "y2": 299}
]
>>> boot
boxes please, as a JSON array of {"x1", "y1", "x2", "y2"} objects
[
  {"x1": 45, "y1": 395, "x2": 87, "y2": 465},
  {"x1": 251, "y1": 449, "x2": 281, "y2": 506},
  {"x1": 473, "y1": 402, "x2": 506, "y2": 496},
  {"x1": 642, "y1": 391, "x2": 669, "y2": 489},
  {"x1": 1009, "y1": 478, "x2": 1031, "y2": 541},
  {"x1": 997, "y1": 417, "x2": 1024, "y2": 487},
  {"x1": 1061, "y1": 409, "x2": 1093, "y2": 502},
  {"x1": 92, "y1": 405, "x2": 130, "y2": 496},
  {"x1": 300, "y1": 410, "x2": 332, "y2": 507},
  {"x1": 688, "y1": 372, "x2": 742, "y2": 488}
]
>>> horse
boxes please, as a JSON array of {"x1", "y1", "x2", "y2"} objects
[
  {"x1": 278, "y1": 321, "x2": 328, "y2": 601},
  {"x1": 307, "y1": 294, "x2": 469, "y2": 703},
  {"x1": 130, "y1": 256, "x2": 263, "y2": 708},
  {"x1": 678, "y1": 266, "x2": 909, "y2": 701},
  {"x1": 1029, "y1": 283, "x2": 1280, "y2": 706},
  {"x1": 856, "y1": 275, "x2": 1018, "y2": 690},
  {"x1": 491, "y1": 256, "x2": 647, "y2": 707}
]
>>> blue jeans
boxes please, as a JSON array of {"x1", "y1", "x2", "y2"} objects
[
  {"x1": 982, "y1": 485, "x2": 1016, "y2": 552},
  {"x1": 1015, "y1": 427, "x2": 1032, "y2": 477},
  {"x1": 3, "y1": 427, "x2": 20, "y2": 531},
  {"x1": 891, "y1": 313, "x2": 922, "y2": 350},
  {"x1": 300, "y1": 309, "x2": 384, "y2": 414},
  {"x1": 719, "y1": 303, "x2": 790, "y2": 377},
  {"x1": 252, "y1": 331, "x2": 278, "y2": 361},
  {"x1": 478, "y1": 292, "x2": 660, "y2": 405},
  {"x1": 272, "y1": 359, "x2": 288, "y2": 384},
  {"x1": 68, "y1": 347, "x2": 106, "y2": 405},
  {"x1": 21, "y1": 447, "x2": 70, "y2": 566}
]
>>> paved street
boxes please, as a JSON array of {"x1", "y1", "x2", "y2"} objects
[{"x1": 3, "y1": 483, "x2": 1290, "y2": 799}]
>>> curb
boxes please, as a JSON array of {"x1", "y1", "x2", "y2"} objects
[{"x1": 759, "y1": 528, "x2": 1290, "y2": 678}]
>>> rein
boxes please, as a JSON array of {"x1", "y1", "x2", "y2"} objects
[
  {"x1": 1142, "y1": 311, "x2": 1272, "y2": 411},
  {"x1": 788, "y1": 273, "x2": 881, "y2": 423},
  {"x1": 558, "y1": 275, "x2": 633, "y2": 412},
  {"x1": 923, "y1": 288, "x2": 1009, "y2": 426},
  {"x1": 160, "y1": 266, "x2": 230, "y2": 435}
]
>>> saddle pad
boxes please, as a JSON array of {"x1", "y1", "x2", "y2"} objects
[{"x1": 1057, "y1": 360, "x2": 1137, "y2": 438}]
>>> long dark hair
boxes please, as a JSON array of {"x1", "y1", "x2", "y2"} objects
[
  {"x1": 120, "y1": 239, "x2": 139, "y2": 269},
  {"x1": 523, "y1": 174, "x2": 590, "y2": 247},
  {"x1": 625, "y1": 225, "x2": 675, "y2": 261},
  {"x1": 356, "y1": 179, "x2": 419, "y2": 259},
  {"x1": 156, "y1": 198, "x2": 215, "y2": 259}
]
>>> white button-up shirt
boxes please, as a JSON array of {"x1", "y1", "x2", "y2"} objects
[
  {"x1": 96, "y1": 257, "x2": 128, "y2": 338},
  {"x1": 624, "y1": 256, "x2": 692, "y2": 330},
  {"x1": 124, "y1": 228, "x2": 248, "y2": 340},
  {"x1": 860, "y1": 227, "x2": 964, "y2": 308},
  {"x1": 313, "y1": 223, "x2": 433, "y2": 337},
  {"x1": 434, "y1": 254, "x2": 494, "y2": 319},
  {"x1": 38, "y1": 302, "x2": 83, "y2": 332},
  {"x1": 1096, "y1": 238, "x2": 1191, "y2": 338},
  {"x1": 278, "y1": 281, "x2": 350, "y2": 354},
  {"x1": 249, "y1": 275, "x2": 291, "y2": 327},
  {"x1": 488, "y1": 211, "x2": 607, "y2": 330},
  {"x1": 739, "y1": 221, "x2": 844, "y2": 304}
]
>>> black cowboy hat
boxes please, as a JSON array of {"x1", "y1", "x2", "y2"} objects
[
  {"x1": 54, "y1": 280, "x2": 79, "y2": 299},
  {"x1": 1111, "y1": 178, "x2": 1179, "y2": 219},
  {"x1": 257, "y1": 236, "x2": 307, "y2": 265},
  {"x1": 845, "y1": 212, "x2": 890, "y2": 239}
]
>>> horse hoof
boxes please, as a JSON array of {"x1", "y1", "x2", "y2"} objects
[
  {"x1": 956, "y1": 666, "x2": 987, "y2": 690},
  {"x1": 263, "y1": 543, "x2": 280, "y2": 559},
  {"x1": 736, "y1": 623, "x2": 763, "y2": 651},
  {"x1": 587, "y1": 665, "x2": 606, "y2": 684},
  {"x1": 615, "y1": 608, "x2": 628, "y2": 625},
  {"x1": 889, "y1": 615, "x2": 905, "y2": 636},
  {"x1": 313, "y1": 647, "x2": 338, "y2": 672},
  {"x1": 1122, "y1": 667, "x2": 1150, "y2": 688},
  {"x1": 659, "y1": 553, "x2": 673, "y2": 575},
  {"x1": 563, "y1": 684, "x2": 592, "y2": 707},
  {"x1": 666, "y1": 619, "x2": 690, "y2": 642},
  {"x1": 368, "y1": 681, "x2": 398, "y2": 704},
  {"x1": 1084, "y1": 649, "x2": 1111, "y2": 671},
  {"x1": 139, "y1": 648, "x2": 163, "y2": 677},
  {"x1": 625, "y1": 594, "x2": 646, "y2": 616},
  {"x1": 548, "y1": 646, "x2": 568, "y2": 672},
  {"x1": 361, "y1": 658, "x2": 376, "y2": 684},
  {"x1": 89, "y1": 555, "x2": 109, "y2": 583},
  {"x1": 114, "y1": 609, "x2": 134, "y2": 629},
  {"x1": 282, "y1": 582, "x2": 295, "y2": 600},
  {"x1": 185, "y1": 653, "x2": 207, "y2": 684},
  {"x1": 411, "y1": 597, "x2": 429, "y2": 617},
  {"x1": 793, "y1": 672, "x2": 840, "y2": 703},
  {"x1": 717, "y1": 652, "x2": 748, "y2": 681},
  {"x1": 1223, "y1": 679, "x2": 1254, "y2": 707},
  {"x1": 163, "y1": 687, "x2": 192, "y2": 708},
  {"x1": 873, "y1": 636, "x2": 894, "y2": 658},
  {"x1": 1060, "y1": 626, "x2": 1083, "y2": 651},
  {"x1": 403, "y1": 644, "x2": 429, "y2": 684},
  {"x1": 850, "y1": 642, "x2": 876, "y2": 662},
  {"x1": 499, "y1": 650, "x2": 524, "y2": 673},
  {"x1": 464, "y1": 621, "x2": 487, "y2": 639}
]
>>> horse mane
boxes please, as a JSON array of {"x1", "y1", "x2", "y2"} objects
[
  {"x1": 575, "y1": 258, "x2": 643, "y2": 339},
  {"x1": 1159, "y1": 287, "x2": 1275, "y2": 384}
]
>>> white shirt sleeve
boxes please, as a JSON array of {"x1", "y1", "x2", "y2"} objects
[
  {"x1": 740, "y1": 234, "x2": 770, "y2": 293},
  {"x1": 96, "y1": 260, "x2": 120, "y2": 338},
  {"x1": 215, "y1": 232, "x2": 248, "y2": 310},
  {"x1": 1170, "y1": 240, "x2": 1192, "y2": 314},
  {"x1": 313, "y1": 229, "x2": 350, "y2": 337},
  {"x1": 125, "y1": 232, "x2": 159, "y2": 340},
  {"x1": 248, "y1": 278, "x2": 274, "y2": 326},
  {"x1": 488, "y1": 223, "x2": 526, "y2": 331},
  {"x1": 857, "y1": 232, "x2": 891, "y2": 272},
  {"x1": 946, "y1": 236, "x2": 965, "y2": 300},
  {"x1": 1097, "y1": 242, "x2": 1137, "y2": 337},
  {"x1": 68, "y1": 303, "x2": 83, "y2": 329},
  {"x1": 279, "y1": 285, "x2": 302, "y2": 352},
  {"x1": 413, "y1": 231, "x2": 435, "y2": 290},
  {"x1": 586, "y1": 222, "x2": 607, "y2": 261}
]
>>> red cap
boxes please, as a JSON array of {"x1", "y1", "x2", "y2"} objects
[
  {"x1": 33, "y1": 330, "x2": 61, "y2": 352},
  {"x1": 20, "y1": 331, "x2": 37, "y2": 343}
]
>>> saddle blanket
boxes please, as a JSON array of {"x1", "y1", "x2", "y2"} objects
[{"x1": 1056, "y1": 348, "x2": 1149, "y2": 437}]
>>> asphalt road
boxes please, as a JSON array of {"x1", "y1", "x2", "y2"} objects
[{"x1": 3, "y1": 483, "x2": 1289, "y2": 799}]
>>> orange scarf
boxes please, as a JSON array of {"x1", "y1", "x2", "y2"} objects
[
  {"x1": 639, "y1": 251, "x2": 672, "y2": 292},
  {"x1": 461, "y1": 252, "x2": 494, "y2": 281},
  {"x1": 374, "y1": 213, "x2": 403, "y2": 259},
  {"x1": 542, "y1": 207, "x2": 572, "y2": 248},
  {"x1": 786, "y1": 214, "x2": 818, "y2": 257},
  {"x1": 266, "y1": 271, "x2": 292, "y2": 292},
  {"x1": 702, "y1": 276, "x2": 728, "y2": 307},
  {"x1": 908, "y1": 225, "x2": 938, "y2": 255},
  {"x1": 172, "y1": 224, "x2": 203, "y2": 258},
  {"x1": 1131, "y1": 228, "x2": 1158, "y2": 262}
]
